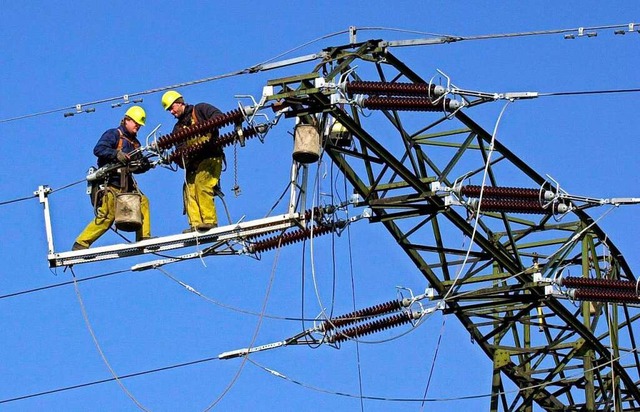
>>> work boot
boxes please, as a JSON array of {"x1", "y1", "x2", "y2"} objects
[
  {"x1": 182, "y1": 227, "x2": 196, "y2": 234},
  {"x1": 196, "y1": 222, "x2": 217, "y2": 231},
  {"x1": 72, "y1": 242, "x2": 88, "y2": 251}
]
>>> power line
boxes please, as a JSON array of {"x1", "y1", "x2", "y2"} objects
[
  {"x1": 381, "y1": 22, "x2": 639, "y2": 46},
  {"x1": 0, "y1": 52, "x2": 323, "y2": 125},
  {"x1": 539, "y1": 88, "x2": 640, "y2": 97},
  {"x1": 5, "y1": 345, "x2": 636, "y2": 406},
  {"x1": 0, "y1": 269, "x2": 129, "y2": 300},
  {"x1": 451, "y1": 22, "x2": 637, "y2": 42},
  {"x1": 70, "y1": 267, "x2": 149, "y2": 410},
  {"x1": 1, "y1": 266, "x2": 323, "y2": 324},
  {"x1": 0, "y1": 194, "x2": 33, "y2": 206},
  {"x1": 0, "y1": 179, "x2": 84, "y2": 208},
  {"x1": 245, "y1": 356, "x2": 491, "y2": 403},
  {"x1": 246, "y1": 348, "x2": 640, "y2": 404},
  {"x1": 1, "y1": 22, "x2": 637, "y2": 125},
  {"x1": 1, "y1": 29, "x2": 351, "y2": 124},
  {"x1": 0, "y1": 356, "x2": 220, "y2": 405}
]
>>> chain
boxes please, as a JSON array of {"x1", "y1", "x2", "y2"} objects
[{"x1": 232, "y1": 135, "x2": 241, "y2": 197}]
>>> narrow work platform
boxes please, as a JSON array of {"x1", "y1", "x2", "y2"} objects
[{"x1": 48, "y1": 213, "x2": 303, "y2": 268}]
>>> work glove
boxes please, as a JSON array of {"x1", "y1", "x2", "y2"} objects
[
  {"x1": 137, "y1": 157, "x2": 151, "y2": 173},
  {"x1": 116, "y1": 150, "x2": 130, "y2": 164}
]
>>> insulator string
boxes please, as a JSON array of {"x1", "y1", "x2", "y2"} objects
[
  {"x1": 561, "y1": 277, "x2": 638, "y2": 291},
  {"x1": 157, "y1": 108, "x2": 244, "y2": 149},
  {"x1": 247, "y1": 225, "x2": 334, "y2": 254},
  {"x1": 460, "y1": 185, "x2": 541, "y2": 200},
  {"x1": 327, "y1": 312, "x2": 414, "y2": 344},
  {"x1": 468, "y1": 198, "x2": 548, "y2": 214},
  {"x1": 361, "y1": 97, "x2": 457, "y2": 112},
  {"x1": 320, "y1": 299, "x2": 403, "y2": 332},
  {"x1": 346, "y1": 81, "x2": 440, "y2": 97}
]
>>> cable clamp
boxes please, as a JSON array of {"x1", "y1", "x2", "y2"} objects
[
  {"x1": 503, "y1": 92, "x2": 539, "y2": 100},
  {"x1": 111, "y1": 95, "x2": 144, "y2": 108},
  {"x1": 64, "y1": 104, "x2": 96, "y2": 118}
]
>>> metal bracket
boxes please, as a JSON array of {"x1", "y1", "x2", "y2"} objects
[
  {"x1": 64, "y1": 104, "x2": 96, "y2": 118},
  {"x1": 49, "y1": 212, "x2": 303, "y2": 268},
  {"x1": 35, "y1": 185, "x2": 55, "y2": 255}
]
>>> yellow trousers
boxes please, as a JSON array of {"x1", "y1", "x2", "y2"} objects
[
  {"x1": 184, "y1": 156, "x2": 222, "y2": 227},
  {"x1": 75, "y1": 187, "x2": 151, "y2": 248}
]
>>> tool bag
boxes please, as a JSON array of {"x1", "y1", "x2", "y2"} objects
[{"x1": 114, "y1": 167, "x2": 142, "y2": 232}]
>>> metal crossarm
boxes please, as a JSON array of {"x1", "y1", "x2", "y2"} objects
[{"x1": 47, "y1": 213, "x2": 302, "y2": 268}]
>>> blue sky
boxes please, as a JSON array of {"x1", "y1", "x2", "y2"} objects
[{"x1": 1, "y1": 2, "x2": 639, "y2": 411}]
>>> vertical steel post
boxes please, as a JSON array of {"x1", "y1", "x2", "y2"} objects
[
  {"x1": 581, "y1": 232, "x2": 596, "y2": 411},
  {"x1": 288, "y1": 162, "x2": 299, "y2": 216},
  {"x1": 35, "y1": 185, "x2": 55, "y2": 255}
]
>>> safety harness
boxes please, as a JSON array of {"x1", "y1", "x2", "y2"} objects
[
  {"x1": 182, "y1": 107, "x2": 226, "y2": 169},
  {"x1": 90, "y1": 129, "x2": 140, "y2": 208},
  {"x1": 116, "y1": 128, "x2": 141, "y2": 150}
]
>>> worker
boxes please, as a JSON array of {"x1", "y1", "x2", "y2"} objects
[
  {"x1": 161, "y1": 90, "x2": 223, "y2": 232},
  {"x1": 72, "y1": 106, "x2": 152, "y2": 250}
]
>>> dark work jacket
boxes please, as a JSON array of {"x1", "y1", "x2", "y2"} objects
[
  {"x1": 172, "y1": 103, "x2": 224, "y2": 168},
  {"x1": 93, "y1": 125, "x2": 143, "y2": 189}
]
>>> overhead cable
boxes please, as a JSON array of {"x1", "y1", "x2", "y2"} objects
[
  {"x1": 156, "y1": 266, "x2": 322, "y2": 321},
  {"x1": 0, "y1": 179, "x2": 84, "y2": 207},
  {"x1": 538, "y1": 88, "x2": 640, "y2": 97},
  {"x1": 202, "y1": 234, "x2": 284, "y2": 411},
  {"x1": 0, "y1": 356, "x2": 220, "y2": 405},
  {"x1": 0, "y1": 269, "x2": 129, "y2": 300},
  {"x1": 1, "y1": 22, "x2": 637, "y2": 124},
  {"x1": 246, "y1": 347, "x2": 640, "y2": 404},
  {"x1": 0, "y1": 55, "x2": 323, "y2": 124},
  {"x1": 0, "y1": 194, "x2": 33, "y2": 206},
  {"x1": 381, "y1": 22, "x2": 640, "y2": 47},
  {"x1": 70, "y1": 267, "x2": 149, "y2": 411}
]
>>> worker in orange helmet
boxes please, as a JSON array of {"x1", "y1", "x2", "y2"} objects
[
  {"x1": 72, "y1": 106, "x2": 152, "y2": 250},
  {"x1": 161, "y1": 90, "x2": 223, "y2": 232}
]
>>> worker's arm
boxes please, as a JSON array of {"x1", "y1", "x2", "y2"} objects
[{"x1": 93, "y1": 128, "x2": 120, "y2": 163}]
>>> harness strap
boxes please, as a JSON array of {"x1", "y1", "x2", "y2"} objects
[
  {"x1": 116, "y1": 128, "x2": 140, "y2": 151},
  {"x1": 186, "y1": 106, "x2": 226, "y2": 169},
  {"x1": 115, "y1": 128, "x2": 139, "y2": 192},
  {"x1": 191, "y1": 107, "x2": 199, "y2": 125}
]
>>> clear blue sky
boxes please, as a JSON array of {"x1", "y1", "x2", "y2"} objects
[{"x1": 1, "y1": 2, "x2": 639, "y2": 411}]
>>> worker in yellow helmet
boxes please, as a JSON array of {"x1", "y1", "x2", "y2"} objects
[
  {"x1": 161, "y1": 90, "x2": 223, "y2": 232},
  {"x1": 72, "y1": 106, "x2": 152, "y2": 250}
]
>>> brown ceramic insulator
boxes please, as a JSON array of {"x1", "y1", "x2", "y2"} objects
[
  {"x1": 168, "y1": 127, "x2": 260, "y2": 164},
  {"x1": 361, "y1": 96, "x2": 454, "y2": 112},
  {"x1": 470, "y1": 198, "x2": 547, "y2": 214},
  {"x1": 461, "y1": 185, "x2": 540, "y2": 200},
  {"x1": 157, "y1": 108, "x2": 244, "y2": 149},
  {"x1": 319, "y1": 299, "x2": 403, "y2": 332},
  {"x1": 572, "y1": 288, "x2": 640, "y2": 304},
  {"x1": 215, "y1": 126, "x2": 259, "y2": 149},
  {"x1": 345, "y1": 81, "x2": 439, "y2": 97},
  {"x1": 303, "y1": 206, "x2": 326, "y2": 221},
  {"x1": 327, "y1": 312, "x2": 413, "y2": 344},
  {"x1": 246, "y1": 225, "x2": 334, "y2": 254},
  {"x1": 560, "y1": 277, "x2": 637, "y2": 291},
  {"x1": 167, "y1": 140, "x2": 210, "y2": 164}
]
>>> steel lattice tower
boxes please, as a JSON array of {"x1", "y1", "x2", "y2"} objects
[{"x1": 260, "y1": 40, "x2": 640, "y2": 411}]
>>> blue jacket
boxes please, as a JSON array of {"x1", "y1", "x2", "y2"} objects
[
  {"x1": 93, "y1": 125, "x2": 143, "y2": 189},
  {"x1": 94, "y1": 125, "x2": 141, "y2": 167}
]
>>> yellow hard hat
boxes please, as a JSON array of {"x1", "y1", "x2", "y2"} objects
[
  {"x1": 161, "y1": 90, "x2": 182, "y2": 111},
  {"x1": 125, "y1": 105, "x2": 146, "y2": 126}
]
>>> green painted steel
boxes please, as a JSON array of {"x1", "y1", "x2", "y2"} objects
[{"x1": 265, "y1": 40, "x2": 640, "y2": 411}]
